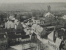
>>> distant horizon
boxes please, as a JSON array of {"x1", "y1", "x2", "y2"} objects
[{"x1": 0, "y1": 2, "x2": 66, "y2": 11}]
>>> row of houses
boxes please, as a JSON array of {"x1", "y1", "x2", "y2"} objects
[
  {"x1": 31, "y1": 12, "x2": 54, "y2": 25},
  {"x1": 0, "y1": 10, "x2": 66, "y2": 26}
]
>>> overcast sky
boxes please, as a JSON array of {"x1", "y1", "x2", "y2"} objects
[{"x1": 0, "y1": 0, "x2": 66, "y2": 3}]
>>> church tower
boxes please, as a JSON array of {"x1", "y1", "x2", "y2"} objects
[{"x1": 48, "y1": 5, "x2": 51, "y2": 12}]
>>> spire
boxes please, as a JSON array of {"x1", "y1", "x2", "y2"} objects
[{"x1": 48, "y1": 5, "x2": 51, "y2": 12}]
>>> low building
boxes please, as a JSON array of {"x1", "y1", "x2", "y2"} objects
[
  {"x1": 40, "y1": 18, "x2": 45, "y2": 25},
  {"x1": 31, "y1": 17, "x2": 40, "y2": 24},
  {"x1": 61, "y1": 15, "x2": 66, "y2": 19},
  {"x1": 44, "y1": 12, "x2": 55, "y2": 18}
]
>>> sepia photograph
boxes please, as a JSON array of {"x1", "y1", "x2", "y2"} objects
[{"x1": 0, "y1": 0, "x2": 66, "y2": 50}]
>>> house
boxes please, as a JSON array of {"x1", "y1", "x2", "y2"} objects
[
  {"x1": 31, "y1": 17, "x2": 40, "y2": 24},
  {"x1": 44, "y1": 12, "x2": 55, "y2": 18},
  {"x1": 61, "y1": 15, "x2": 66, "y2": 19},
  {"x1": 40, "y1": 18, "x2": 45, "y2": 25},
  {"x1": 48, "y1": 28, "x2": 62, "y2": 50}
]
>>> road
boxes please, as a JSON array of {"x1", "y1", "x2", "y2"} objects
[
  {"x1": 7, "y1": 43, "x2": 37, "y2": 50},
  {"x1": 7, "y1": 48, "x2": 16, "y2": 50},
  {"x1": 7, "y1": 32, "x2": 57, "y2": 50},
  {"x1": 7, "y1": 40, "x2": 56, "y2": 50}
]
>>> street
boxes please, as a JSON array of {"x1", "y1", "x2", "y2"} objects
[{"x1": 7, "y1": 43, "x2": 37, "y2": 50}]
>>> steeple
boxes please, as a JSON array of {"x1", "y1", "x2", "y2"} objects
[{"x1": 48, "y1": 5, "x2": 51, "y2": 12}]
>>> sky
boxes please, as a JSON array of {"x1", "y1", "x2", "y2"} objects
[{"x1": 0, "y1": 0, "x2": 66, "y2": 3}]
